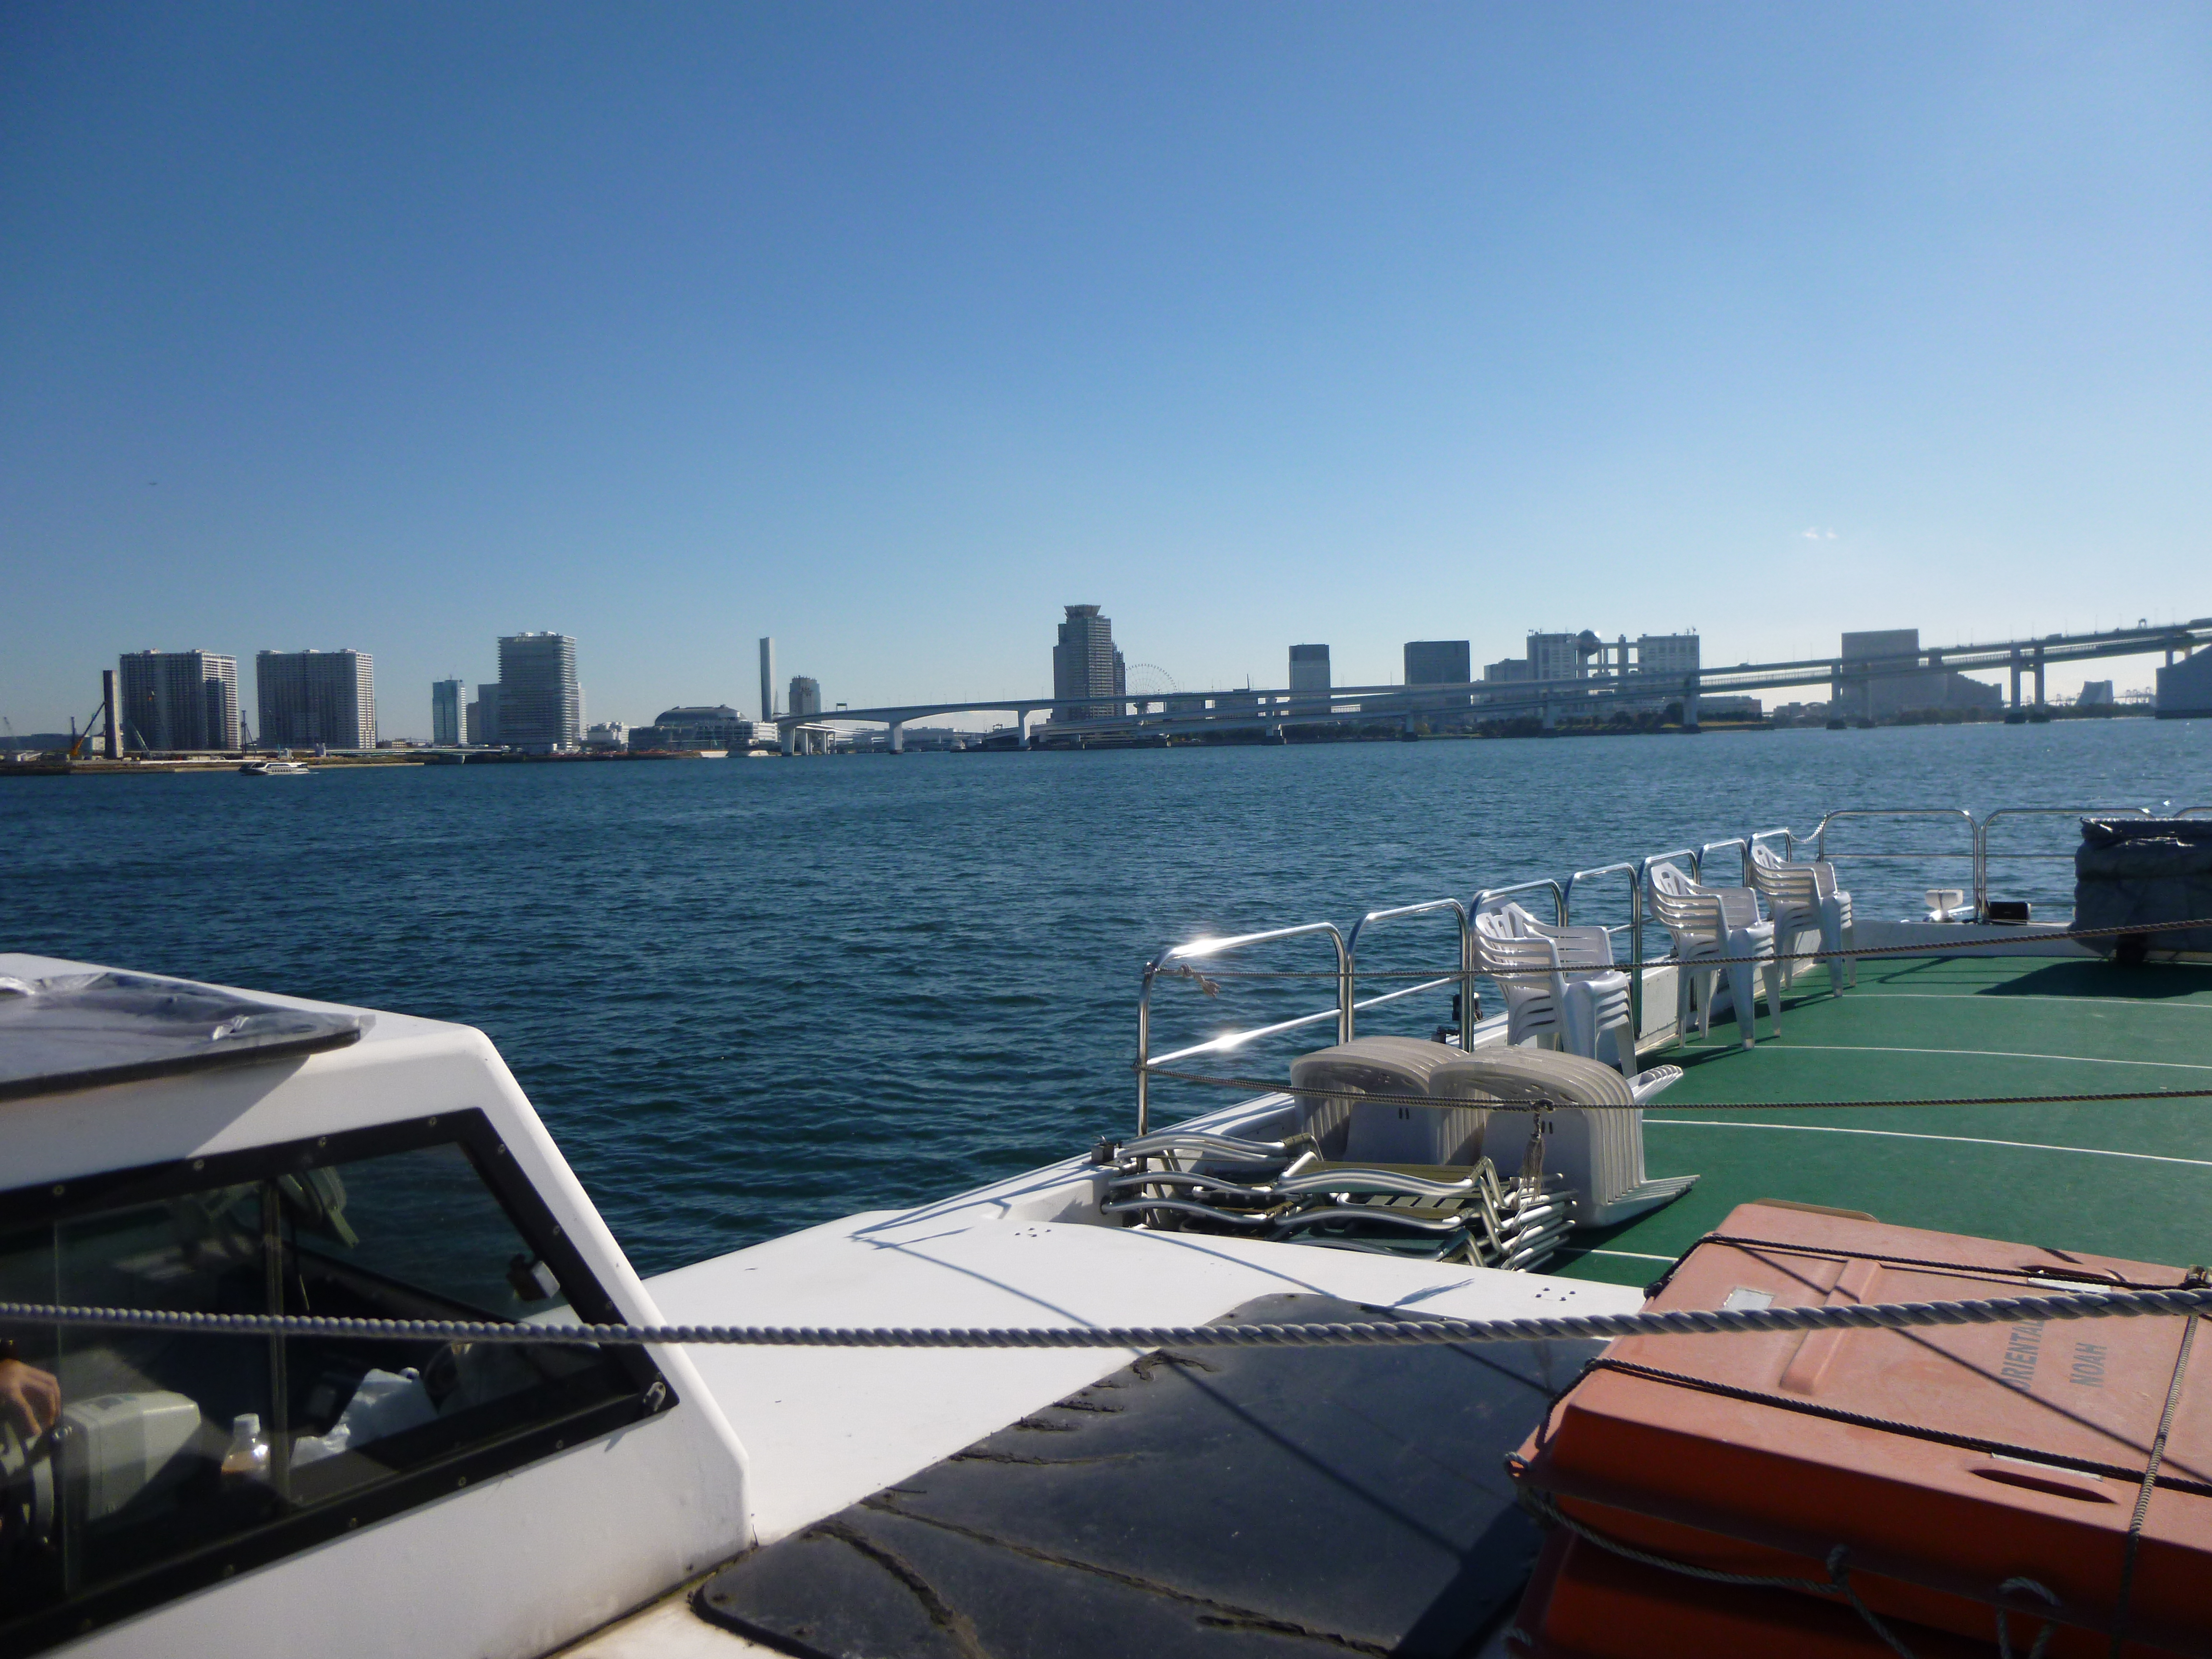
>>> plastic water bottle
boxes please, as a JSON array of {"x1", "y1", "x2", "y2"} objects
[{"x1": 220, "y1": 1412, "x2": 269, "y2": 1480}]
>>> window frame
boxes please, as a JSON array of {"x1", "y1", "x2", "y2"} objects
[{"x1": 0, "y1": 1108, "x2": 673, "y2": 1658}]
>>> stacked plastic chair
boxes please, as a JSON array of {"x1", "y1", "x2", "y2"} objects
[
  {"x1": 1647, "y1": 860, "x2": 1783, "y2": 1048},
  {"x1": 1750, "y1": 842, "x2": 1854, "y2": 996},
  {"x1": 1473, "y1": 902, "x2": 1637, "y2": 1078}
]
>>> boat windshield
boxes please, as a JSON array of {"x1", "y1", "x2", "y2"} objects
[{"x1": 0, "y1": 1119, "x2": 657, "y2": 1652}]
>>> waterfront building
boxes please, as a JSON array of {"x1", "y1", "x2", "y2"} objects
[
  {"x1": 758, "y1": 639, "x2": 777, "y2": 721},
  {"x1": 584, "y1": 721, "x2": 628, "y2": 750},
  {"x1": 256, "y1": 649, "x2": 375, "y2": 750},
  {"x1": 497, "y1": 633, "x2": 581, "y2": 753},
  {"x1": 1526, "y1": 633, "x2": 1588, "y2": 684},
  {"x1": 2156, "y1": 649, "x2": 2212, "y2": 719},
  {"x1": 1287, "y1": 645, "x2": 1330, "y2": 714},
  {"x1": 467, "y1": 684, "x2": 502, "y2": 746},
  {"x1": 629, "y1": 706, "x2": 765, "y2": 750},
  {"x1": 1052, "y1": 605, "x2": 1126, "y2": 722},
  {"x1": 1840, "y1": 629, "x2": 2002, "y2": 720},
  {"x1": 2077, "y1": 680, "x2": 2116, "y2": 707},
  {"x1": 432, "y1": 679, "x2": 465, "y2": 746},
  {"x1": 1403, "y1": 640, "x2": 1470, "y2": 687},
  {"x1": 789, "y1": 676, "x2": 821, "y2": 718},
  {"x1": 1634, "y1": 633, "x2": 1700, "y2": 679},
  {"x1": 116, "y1": 649, "x2": 239, "y2": 752},
  {"x1": 1483, "y1": 658, "x2": 1533, "y2": 683}
]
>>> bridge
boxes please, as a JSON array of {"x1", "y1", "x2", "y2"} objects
[{"x1": 778, "y1": 618, "x2": 2212, "y2": 751}]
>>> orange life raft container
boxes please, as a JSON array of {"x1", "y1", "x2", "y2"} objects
[{"x1": 1507, "y1": 1202, "x2": 2211, "y2": 1658}]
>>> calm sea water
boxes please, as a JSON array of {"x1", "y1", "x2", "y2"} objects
[{"x1": 6, "y1": 720, "x2": 2206, "y2": 1274}]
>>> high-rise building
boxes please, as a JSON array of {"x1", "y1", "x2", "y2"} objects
[
  {"x1": 467, "y1": 683, "x2": 502, "y2": 746},
  {"x1": 116, "y1": 650, "x2": 240, "y2": 753},
  {"x1": 256, "y1": 650, "x2": 375, "y2": 750},
  {"x1": 789, "y1": 676, "x2": 821, "y2": 718},
  {"x1": 497, "y1": 633, "x2": 580, "y2": 752},
  {"x1": 1526, "y1": 633, "x2": 1588, "y2": 683},
  {"x1": 758, "y1": 638, "x2": 777, "y2": 721},
  {"x1": 1403, "y1": 641, "x2": 1470, "y2": 686},
  {"x1": 432, "y1": 679, "x2": 465, "y2": 746},
  {"x1": 1483, "y1": 658, "x2": 1533, "y2": 683},
  {"x1": 1052, "y1": 605, "x2": 1125, "y2": 721},
  {"x1": 1287, "y1": 645, "x2": 1330, "y2": 713},
  {"x1": 1634, "y1": 633, "x2": 1700, "y2": 678}
]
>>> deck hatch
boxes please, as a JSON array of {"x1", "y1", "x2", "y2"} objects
[{"x1": 696, "y1": 1293, "x2": 1599, "y2": 1658}]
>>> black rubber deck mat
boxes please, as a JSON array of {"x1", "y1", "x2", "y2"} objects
[{"x1": 694, "y1": 1293, "x2": 1599, "y2": 1658}]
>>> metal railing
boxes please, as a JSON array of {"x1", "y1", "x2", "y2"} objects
[
  {"x1": 1343, "y1": 898, "x2": 1476, "y2": 1050},
  {"x1": 1136, "y1": 921, "x2": 1348, "y2": 1136},
  {"x1": 1134, "y1": 801, "x2": 2194, "y2": 1129},
  {"x1": 1974, "y1": 805, "x2": 2150, "y2": 915}
]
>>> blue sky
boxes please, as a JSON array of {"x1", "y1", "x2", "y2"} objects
[{"x1": 4, "y1": 3, "x2": 2207, "y2": 735}]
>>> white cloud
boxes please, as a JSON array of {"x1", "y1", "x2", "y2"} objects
[{"x1": 1799, "y1": 528, "x2": 1839, "y2": 540}]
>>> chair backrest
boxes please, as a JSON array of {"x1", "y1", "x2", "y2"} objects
[
  {"x1": 1474, "y1": 905, "x2": 1562, "y2": 984},
  {"x1": 1751, "y1": 843, "x2": 1821, "y2": 905},
  {"x1": 1647, "y1": 861, "x2": 1721, "y2": 935}
]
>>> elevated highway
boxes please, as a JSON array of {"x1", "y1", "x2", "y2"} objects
[{"x1": 781, "y1": 618, "x2": 2211, "y2": 750}]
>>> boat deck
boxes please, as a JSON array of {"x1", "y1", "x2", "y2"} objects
[{"x1": 1557, "y1": 953, "x2": 2212, "y2": 1286}]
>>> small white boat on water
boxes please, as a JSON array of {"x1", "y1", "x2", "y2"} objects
[{"x1": 237, "y1": 760, "x2": 311, "y2": 776}]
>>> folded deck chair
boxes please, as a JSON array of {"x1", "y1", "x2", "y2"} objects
[{"x1": 1428, "y1": 1047, "x2": 1694, "y2": 1230}]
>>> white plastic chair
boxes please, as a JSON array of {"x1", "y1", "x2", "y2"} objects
[
  {"x1": 1751, "y1": 844, "x2": 1855, "y2": 995},
  {"x1": 1647, "y1": 861, "x2": 1783, "y2": 1048},
  {"x1": 1474, "y1": 903, "x2": 1636, "y2": 1077}
]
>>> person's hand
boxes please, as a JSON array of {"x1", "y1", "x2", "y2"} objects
[{"x1": 0, "y1": 1358, "x2": 59, "y2": 1438}]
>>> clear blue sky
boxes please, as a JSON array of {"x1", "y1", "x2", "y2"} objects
[{"x1": 4, "y1": 3, "x2": 2207, "y2": 735}]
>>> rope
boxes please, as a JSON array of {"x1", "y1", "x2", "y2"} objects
[
  {"x1": 1511, "y1": 1482, "x2": 1919, "y2": 1657},
  {"x1": 4, "y1": 1283, "x2": 2211, "y2": 1351},
  {"x1": 1135, "y1": 1064, "x2": 2212, "y2": 1115},
  {"x1": 2109, "y1": 1298, "x2": 2201, "y2": 1658},
  {"x1": 1153, "y1": 912, "x2": 2212, "y2": 980}
]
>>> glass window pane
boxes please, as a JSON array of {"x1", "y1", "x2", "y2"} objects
[{"x1": 0, "y1": 1128, "x2": 648, "y2": 1646}]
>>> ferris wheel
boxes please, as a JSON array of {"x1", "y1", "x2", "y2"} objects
[{"x1": 1124, "y1": 664, "x2": 1178, "y2": 710}]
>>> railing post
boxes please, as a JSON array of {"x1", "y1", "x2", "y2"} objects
[
  {"x1": 1136, "y1": 962, "x2": 1155, "y2": 1136},
  {"x1": 1337, "y1": 931, "x2": 1355, "y2": 1043},
  {"x1": 1459, "y1": 907, "x2": 1476, "y2": 1049},
  {"x1": 1629, "y1": 878, "x2": 1644, "y2": 1044}
]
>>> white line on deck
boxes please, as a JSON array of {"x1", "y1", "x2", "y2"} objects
[
  {"x1": 1765, "y1": 1044, "x2": 2212, "y2": 1071},
  {"x1": 1580, "y1": 1248, "x2": 1679, "y2": 1263},
  {"x1": 1846, "y1": 994, "x2": 2212, "y2": 1012},
  {"x1": 1648, "y1": 1119, "x2": 2212, "y2": 1168}
]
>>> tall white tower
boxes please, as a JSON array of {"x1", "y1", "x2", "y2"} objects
[{"x1": 758, "y1": 637, "x2": 776, "y2": 721}]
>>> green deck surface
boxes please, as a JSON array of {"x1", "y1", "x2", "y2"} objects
[{"x1": 1552, "y1": 955, "x2": 2212, "y2": 1287}]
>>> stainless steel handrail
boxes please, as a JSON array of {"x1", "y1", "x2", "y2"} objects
[
  {"x1": 1699, "y1": 839, "x2": 1752, "y2": 888},
  {"x1": 1137, "y1": 920, "x2": 1349, "y2": 1135},
  {"x1": 1974, "y1": 805, "x2": 2151, "y2": 915},
  {"x1": 2181, "y1": 806, "x2": 2212, "y2": 818},
  {"x1": 1564, "y1": 863, "x2": 1644, "y2": 1035},
  {"x1": 1471, "y1": 878, "x2": 1567, "y2": 924},
  {"x1": 1344, "y1": 898, "x2": 1475, "y2": 1049},
  {"x1": 1809, "y1": 809, "x2": 1977, "y2": 888}
]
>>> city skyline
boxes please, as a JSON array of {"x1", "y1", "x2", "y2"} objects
[{"x1": 5, "y1": 8, "x2": 2208, "y2": 733}]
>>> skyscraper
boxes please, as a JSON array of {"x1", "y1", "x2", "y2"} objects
[
  {"x1": 467, "y1": 683, "x2": 502, "y2": 745},
  {"x1": 1288, "y1": 644, "x2": 1331, "y2": 713},
  {"x1": 758, "y1": 638, "x2": 777, "y2": 721},
  {"x1": 116, "y1": 650, "x2": 240, "y2": 752},
  {"x1": 1052, "y1": 605, "x2": 1125, "y2": 722},
  {"x1": 256, "y1": 650, "x2": 376, "y2": 749},
  {"x1": 497, "y1": 633, "x2": 581, "y2": 752},
  {"x1": 1526, "y1": 633, "x2": 1588, "y2": 683},
  {"x1": 432, "y1": 679, "x2": 465, "y2": 746},
  {"x1": 788, "y1": 676, "x2": 821, "y2": 718},
  {"x1": 1403, "y1": 641, "x2": 1471, "y2": 686}
]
